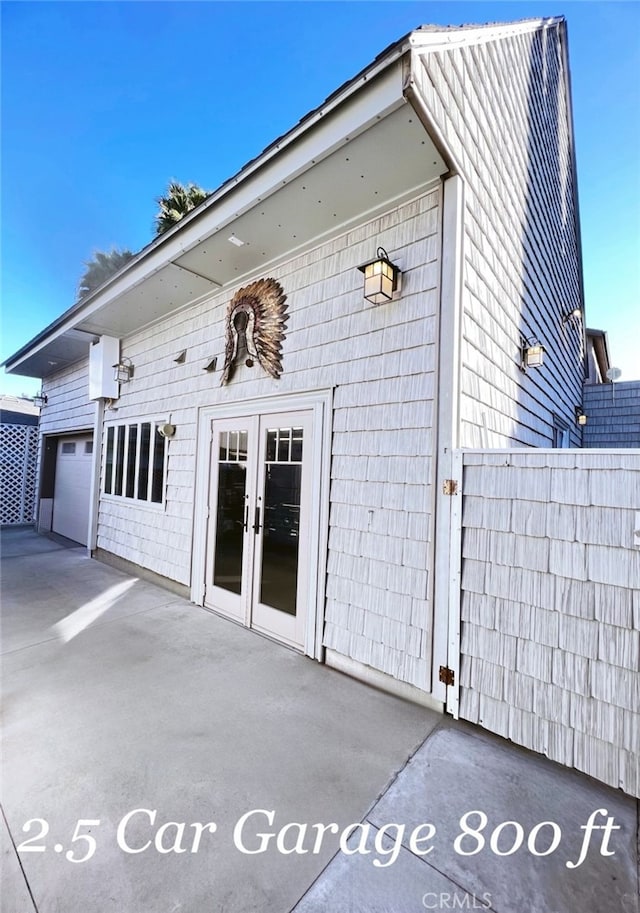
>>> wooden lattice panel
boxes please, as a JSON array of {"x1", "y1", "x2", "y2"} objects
[{"x1": 0, "y1": 424, "x2": 38, "y2": 524}]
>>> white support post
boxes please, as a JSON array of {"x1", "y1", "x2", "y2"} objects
[
  {"x1": 431, "y1": 173, "x2": 464, "y2": 708},
  {"x1": 87, "y1": 398, "x2": 104, "y2": 554}
]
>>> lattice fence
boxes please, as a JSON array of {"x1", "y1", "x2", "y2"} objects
[{"x1": 0, "y1": 424, "x2": 39, "y2": 525}]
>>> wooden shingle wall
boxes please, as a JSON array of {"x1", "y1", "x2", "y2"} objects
[
  {"x1": 41, "y1": 358, "x2": 94, "y2": 435},
  {"x1": 459, "y1": 450, "x2": 640, "y2": 796},
  {"x1": 583, "y1": 382, "x2": 640, "y2": 449},
  {"x1": 99, "y1": 187, "x2": 441, "y2": 687},
  {"x1": 414, "y1": 23, "x2": 584, "y2": 447}
]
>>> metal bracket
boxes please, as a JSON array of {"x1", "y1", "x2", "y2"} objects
[{"x1": 439, "y1": 665, "x2": 455, "y2": 687}]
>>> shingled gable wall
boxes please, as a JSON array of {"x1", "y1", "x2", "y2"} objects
[{"x1": 411, "y1": 20, "x2": 584, "y2": 448}]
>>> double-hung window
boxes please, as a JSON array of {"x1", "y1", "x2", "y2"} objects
[{"x1": 104, "y1": 420, "x2": 167, "y2": 504}]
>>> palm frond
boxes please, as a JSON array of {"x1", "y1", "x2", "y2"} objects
[
  {"x1": 154, "y1": 180, "x2": 211, "y2": 235},
  {"x1": 77, "y1": 248, "x2": 135, "y2": 300}
]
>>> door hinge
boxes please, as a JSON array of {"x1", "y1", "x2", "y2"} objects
[
  {"x1": 443, "y1": 479, "x2": 458, "y2": 495},
  {"x1": 439, "y1": 665, "x2": 455, "y2": 687}
]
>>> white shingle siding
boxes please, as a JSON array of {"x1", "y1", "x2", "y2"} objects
[
  {"x1": 40, "y1": 358, "x2": 94, "y2": 435},
  {"x1": 88, "y1": 187, "x2": 441, "y2": 685},
  {"x1": 414, "y1": 23, "x2": 583, "y2": 447},
  {"x1": 459, "y1": 450, "x2": 640, "y2": 796},
  {"x1": 583, "y1": 382, "x2": 640, "y2": 449}
]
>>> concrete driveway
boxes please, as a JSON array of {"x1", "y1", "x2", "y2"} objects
[
  {"x1": 2, "y1": 528, "x2": 638, "y2": 913},
  {"x1": 1, "y1": 528, "x2": 439, "y2": 912}
]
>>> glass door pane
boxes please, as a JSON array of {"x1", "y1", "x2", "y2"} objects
[
  {"x1": 259, "y1": 427, "x2": 303, "y2": 615},
  {"x1": 213, "y1": 429, "x2": 248, "y2": 595}
]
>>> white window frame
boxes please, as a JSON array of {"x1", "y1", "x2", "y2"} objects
[
  {"x1": 102, "y1": 417, "x2": 169, "y2": 507},
  {"x1": 552, "y1": 414, "x2": 570, "y2": 449}
]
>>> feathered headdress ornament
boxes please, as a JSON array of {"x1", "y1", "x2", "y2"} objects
[{"x1": 221, "y1": 278, "x2": 288, "y2": 385}]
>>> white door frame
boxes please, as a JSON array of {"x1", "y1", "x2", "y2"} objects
[{"x1": 191, "y1": 389, "x2": 333, "y2": 659}]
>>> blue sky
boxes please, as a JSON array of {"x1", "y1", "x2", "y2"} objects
[{"x1": 1, "y1": 1, "x2": 638, "y2": 396}]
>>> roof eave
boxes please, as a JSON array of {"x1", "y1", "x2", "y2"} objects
[{"x1": 4, "y1": 31, "x2": 417, "y2": 377}]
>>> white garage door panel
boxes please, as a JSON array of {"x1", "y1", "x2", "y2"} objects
[{"x1": 52, "y1": 434, "x2": 93, "y2": 545}]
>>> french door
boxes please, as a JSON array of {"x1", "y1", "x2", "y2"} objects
[{"x1": 204, "y1": 410, "x2": 313, "y2": 650}]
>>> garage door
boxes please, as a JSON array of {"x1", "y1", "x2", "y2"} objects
[{"x1": 52, "y1": 434, "x2": 93, "y2": 545}]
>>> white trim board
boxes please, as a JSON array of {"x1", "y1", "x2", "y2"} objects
[{"x1": 431, "y1": 173, "x2": 465, "y2": 707}]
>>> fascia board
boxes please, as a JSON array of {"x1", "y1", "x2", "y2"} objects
[{"x1": 408, "y1": 17, "x2": 564, "y2": 52}]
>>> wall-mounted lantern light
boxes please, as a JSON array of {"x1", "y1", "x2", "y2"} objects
[
  {"x1": 113, "y1": 358, "x2": 134, "y2": 383},
  {"x1": 520, "y1": 338, "x2": 546, "y2": 371},
  {"x1": 575, "y1": 407, "x2": 588, "y2": 426},
  {"x1": 33, "y1": 391, "x2": 48, "y2": 408},
  {"x1": 562, "y1": 307, "x2": 582, "y2": 325},
  {"x1": 357, "y1": 247, "x2": 401, "y2": 304}
]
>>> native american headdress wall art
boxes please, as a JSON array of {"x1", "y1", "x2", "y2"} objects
[{"x1": 221, "y1": 278, "x2": 288, "y2": 385}]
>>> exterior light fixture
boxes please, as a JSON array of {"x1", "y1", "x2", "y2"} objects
[
  {"x1": 562, "y1": 307, "x2": 582, "y2": 324},
  {"x1": 520, "y1": 338, "x2": 546, "y2": 371},
  {"x1": 575, "y1": 407, "x2": 588, "y2": 426},
  {"x1": 33, "y1": 391, "x2": 48, "y2": 408},
  {"x1": 357, "y1": 247, "x2": 401, "y2": 304},
  {"x1": 113, "y1": 358, "x2": 134, "y2": 383}
]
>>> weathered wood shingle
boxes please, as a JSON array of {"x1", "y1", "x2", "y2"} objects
[
  {"x1": 414, "y1": 22, "x2": 583, "y2": 447},
  {"x1": 459, "y1": 451, "x2": 640, "y2": 796}
]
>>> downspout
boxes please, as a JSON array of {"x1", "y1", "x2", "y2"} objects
[{"x1": 404, "y1": 53, "x2": 464, "y2": 715}]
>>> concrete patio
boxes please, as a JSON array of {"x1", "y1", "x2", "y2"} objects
[{"x1": 1, "y1": 528, "x2": 638, "y2": 912}]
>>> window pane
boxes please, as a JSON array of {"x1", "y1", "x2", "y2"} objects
[
  {"x1": 230, "y1": 430, "x2": 239, "y2": 460},
  {"x1": 266, "y1": 430, "x2": 277, "y2": 462},
  {"x1": 291, "y1": 428, "x2": 303, "y2": 463},
  {"x1": 114, "y1": 426, "x2": 125, "y2": 495},
  {"x1": 62, "y1": 442, "x2": 76, "y2": 454},
  {"x1": 85, "y1": 441, "x2": 93, "y2": 455},
  {"x1": 214, "y1": 462, "x2": 247, "y2": 595},
  {"x1": 260, "y1": 463, "x2": 302, "y2": 615},
  {"x1": 125, "y1": 425, "x2": 138, "y2": 498},
  {"x1": 138, "y1": 423, "x2": 151, "y2": 500},
  {"x1": 219, "y1": 431, "x2": 229, "y2": 461},
  {"x1": 277, "y1": 428, "x2": 291, "y2": 462},
  {"x1": 105, "y1": 427, "x2": 114, "y2": 494},
  {"x1": 151, "y1": 429, "x2": 166, "y2": 503}
]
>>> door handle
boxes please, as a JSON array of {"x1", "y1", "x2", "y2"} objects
[
  {"x1": 253, "y1": 505, "x2": 261, "y2": 533},
  {"x1": 243, "y1": 505, "x2": 249, "y2": 532}
]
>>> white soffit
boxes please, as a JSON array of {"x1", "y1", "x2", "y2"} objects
[
  {"x1": 77, "y1": 263, "x2": 218, "y2": 337},
  {"x1": 9, "y1": 85, "x2": 447, "y2": 374},
  {"x1": 174, "y1": 106, "x2": 446, "y2": 287}
]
